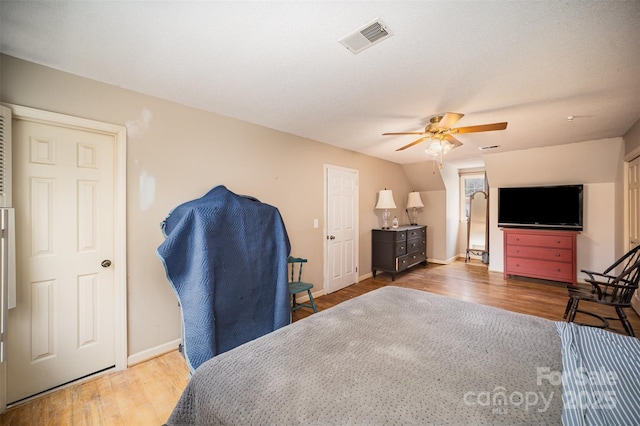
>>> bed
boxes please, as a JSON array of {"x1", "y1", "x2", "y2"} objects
[{"x1": 166, "y1": 286, "x2": 640, "y2": 425}]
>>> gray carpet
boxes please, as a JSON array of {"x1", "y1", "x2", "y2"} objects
[{"x1": 167, "y1": 286, "x2": 563, "y2": 425}]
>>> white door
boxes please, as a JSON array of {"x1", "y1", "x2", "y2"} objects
[
  {"x1": 7, "y1": 119, "x2": 116, "y2": 403},
  {"x1": 629, "y1": 156, "x2": 640, "y2": 314},
  {"x1": 325, "y1": 166, "x2": 358, "y2": 293}
]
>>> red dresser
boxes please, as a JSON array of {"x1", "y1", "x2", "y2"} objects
[{"x1": 503, "y1": 228, "x2": 579, "y2": 285}]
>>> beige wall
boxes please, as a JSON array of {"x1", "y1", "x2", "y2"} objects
[
  {"x1": 401, "y1": 162, "x2": 449, "y2": 262},
  {"x1": 0, "y1": 55, "x2": 413, "y2": 359},
  {"x1": 624, "y1": 118, "x2": 640, "y2": 156}
]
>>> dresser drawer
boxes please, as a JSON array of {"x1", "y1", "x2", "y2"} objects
[
  {"x1": 406, "y1": 238, "x2": 425, "y2": 253},
  {"x1": 506, "y1": 233, "x2": 573, "y2": 249},
  {"x1": 373, "y1": 230, "x2": 406, "y2": 243},
  {"x1": 398, "y1": 251, "x2": 427, "y2": 271},
  {"x1": 407, "y1": 228, "x2": 425, "y2": 240},
  {"x1": 506, "y1": 258, "x2": 574, "y2": 281},
  {"x1": 506, "y1": 246, "x2": 572, "y2": 262},
  {"x1": 396, "y1": 241, "x2": 407, "y2": 256}
]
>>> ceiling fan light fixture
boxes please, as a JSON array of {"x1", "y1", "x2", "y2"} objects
[
  {"x1": 385, "y1": 112, "x2": 508, "y2": 155},
  {"x1": 425, "y1": 140, "x2": 442, "y2": 155},
  {"x1": 425, "y1": 139, "x2": 453, "y2": 156}
]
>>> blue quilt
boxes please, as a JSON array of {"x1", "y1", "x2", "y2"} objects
[{"x1": 157, "y1": 186, "x2": 291, "y2": 372}]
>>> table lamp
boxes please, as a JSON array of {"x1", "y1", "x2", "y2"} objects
[
  {"x1": 375, "y1": 189, "x2": 396, "y2": 229},
  {"x1": 406, "y1": 191, "x2": 424, "y2": 225}
]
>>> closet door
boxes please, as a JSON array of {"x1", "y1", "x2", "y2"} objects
[{"x1": 325, "y1": 165, "x2": 358, "y2": 293}]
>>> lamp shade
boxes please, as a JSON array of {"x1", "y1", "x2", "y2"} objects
[
  {"x1": 406, "y1": 191, "x2": 424, "y2": 208},
  {"x1": 375, "y1": 189, "x2": 396, "y2": 209}
]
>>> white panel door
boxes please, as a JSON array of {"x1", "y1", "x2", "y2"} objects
[
  {"x1": 325, "y1": 166, "x2": 358, "y2": 293},
  {"x1": 629, "y1": 157, "x2": 640, "y2": 314},
  {"x1": 629, "y1": 157, "x2": 640, "y2": 249},
  {"x1": 7, "y1": 120, "x2": 116, "y2": 403}
]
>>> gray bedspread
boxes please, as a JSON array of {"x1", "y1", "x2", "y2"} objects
[{"x1": 167, "y1": 286, "x2": 563, "y2": 425}]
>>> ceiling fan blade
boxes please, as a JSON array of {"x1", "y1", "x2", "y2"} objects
[
  {"x1": 437, "y1": 112, "x2": 464, "y2": 129},
  {"x1": 444, "y1": 134, "x2": 463, "y2": 148},
  {"x1": 396, "y1": 137, "x2": 430, "y2": 151},
  {"x1": 382, "y1": 132, "x2": 426, "y2": 135},
  {"x1": 453, "y1": 122, "x2": 508, "y2": 134}
]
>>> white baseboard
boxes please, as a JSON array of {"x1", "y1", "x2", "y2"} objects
[
  {"x1": 428, "y1": 257, "x2": 457, "y2": 265},
  {"x1": 294, "y1": 289, "x2": 325, "y2": 303},
  {"x1": 359, "y1": 272, "x2": 373, "y2": 280},
  {"x1": 127, "y1": 338, "x2": 182, "y2": 366}
]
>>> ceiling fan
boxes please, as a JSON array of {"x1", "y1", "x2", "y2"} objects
[{"x1": 383, "y1": 112, "x2": 508, "y2": 153}]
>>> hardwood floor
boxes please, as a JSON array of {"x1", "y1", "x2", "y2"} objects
[
  {"x1": 2, "y1": 260, "x2": 639, "y2": 425},
  {"x1": 0, "y1": 348, "x2": 190, "y2": 426}
]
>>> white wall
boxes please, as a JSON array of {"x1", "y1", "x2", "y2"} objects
[
  {"x1": 441, "y1": 165, "x2": 461, "y2": 262},
  {"x1": 420, "y1": 190, "x2": 447, "y2": 262}
]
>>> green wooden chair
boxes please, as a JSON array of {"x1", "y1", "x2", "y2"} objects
[{"x1": 287, "y1": 256, "x2": 318, "y2": 313}]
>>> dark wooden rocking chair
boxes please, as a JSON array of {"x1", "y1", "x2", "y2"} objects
[{"x1": 564, "y1": 245, "x2": 640, "y2": 336}]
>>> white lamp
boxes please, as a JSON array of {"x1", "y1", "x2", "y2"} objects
[
  {"x1": 406, "y1": 191, "x2": 424, "y2": 225},
  {"x1": 375, "y1": 189, "x2": 396, "y2": 229}
]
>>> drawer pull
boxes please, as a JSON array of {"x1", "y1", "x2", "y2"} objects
[{"x1": 556, "y1": 253, "x2": 561, "y2": 257}]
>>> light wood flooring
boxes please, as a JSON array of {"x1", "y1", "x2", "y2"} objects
[{"x1": 2, "y1": 260, "x2": 639, "y2": 425}]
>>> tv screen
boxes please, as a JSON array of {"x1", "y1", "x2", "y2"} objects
[{"x1": 498, "y1": 185, "x2": 583, "y2": 230}]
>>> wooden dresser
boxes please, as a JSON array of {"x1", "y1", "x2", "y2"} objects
[
  {"x1": 503, "y1": 228, "x2": 579, "y2": 285},
  {"x1": 372, "y1": 225, "x2": 427, "y2": 281}
]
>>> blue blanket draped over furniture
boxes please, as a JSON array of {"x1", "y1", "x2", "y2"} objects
[{"x1": 157, "y1": 185, "x2": 291, "y2": 372}]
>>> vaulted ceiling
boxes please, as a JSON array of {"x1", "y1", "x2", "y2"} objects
[{"x1": 1, "y1": 1, "x2": 639, "y2": 168}]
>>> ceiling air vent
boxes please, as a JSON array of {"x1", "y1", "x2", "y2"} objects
[
  {"x1": 339, "y1": 19, "x2": 393, "y2": 54},
  {"x1": 479, "y1": 145, "x2": 501, "y2": 151}
]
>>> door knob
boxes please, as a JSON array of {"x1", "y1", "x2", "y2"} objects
[
  {"x1": 101, "y1": 259, "x2": 112, "y2": 268},
  {"x1": 326, "y1": 235, "x2": 336, "y2": 240}
]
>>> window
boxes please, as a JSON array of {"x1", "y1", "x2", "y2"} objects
[{"x1": 461, "y1": 173, "x2": 486, "y2": 220}]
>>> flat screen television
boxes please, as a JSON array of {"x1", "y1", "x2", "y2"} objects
[{"x1": 498, "y1": 184, "x2": 583, "y2": 230}]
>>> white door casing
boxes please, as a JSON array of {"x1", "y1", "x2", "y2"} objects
[
  {"x1": 0, "y1": 105, "x2": 12, "y2": 413},
  {"x1": 325, "y1": 165, "x2": 358, "y2": 294},
  {"x1": 5, "y1": 105, "x2": 126, "y2": 405}
]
